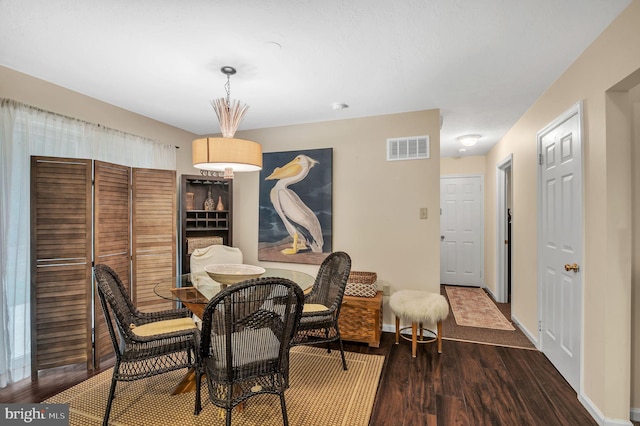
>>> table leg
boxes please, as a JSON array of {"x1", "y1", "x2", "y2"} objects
[{"x1": 171, "y1": 367, "x2": 198, "y2": 395}]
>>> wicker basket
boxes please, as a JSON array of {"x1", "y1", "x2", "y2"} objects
[
  {"x1": 339, "y1": 291, "x2": 382, "y2": 347},
  {"x1": 345, "y1": 271, "x2": 377, "y2": 298},
  {"x1": 187, "y1": 236, "x2": 223, "y2": 254}
]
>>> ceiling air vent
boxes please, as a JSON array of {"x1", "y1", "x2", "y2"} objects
[{"x1": 387, "y1": 135, "x2": 430, "y2": 161}]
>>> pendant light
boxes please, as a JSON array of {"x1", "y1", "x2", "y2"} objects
[{"x1": 192, "y1": 66, "x2": 262, "y2": 176}]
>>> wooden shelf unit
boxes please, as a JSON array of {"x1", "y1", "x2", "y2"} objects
[
  {"x1": 180, "y1": 175, "x2": 232, "y2": 274},
  {"x1": 185, "y1": 210, "x2": 229, "y2": 231}
]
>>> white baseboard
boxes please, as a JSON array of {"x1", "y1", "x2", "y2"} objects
[
  {"x1": 605, "y1": 419, "x2": 635, "y2": 426},
  {"x1": 382, "y1": 323, "x2": 394, "y2": 334},
  {"x1": 381, "y1": 323, "x2": 439, "y2": 336},
  {"x1": 579, "y1": 392, "x2": 633, "y2": 426},
  {"x1": 510, "y1": 314, "x2": 538, "y2": 348},
  {"x1": 579, "y1": 392, "x2": 605, "y2": 425},
  {"x1": 483, "y1": 285, "x2": 497, "y2": 300},
  {"x1": 630, "y1": 407, "x2": 640, "y2": 422}
]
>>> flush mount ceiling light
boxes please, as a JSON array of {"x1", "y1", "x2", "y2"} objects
[
  {"x1": 457, "y1": 134, "x2": 481, "y2": 147},
  {"x1": 192, "y1": 66, "x2": 262, "y2": 176},
  {"x1": 332, "y1": 102, "x2": 349, "y2": 110}
]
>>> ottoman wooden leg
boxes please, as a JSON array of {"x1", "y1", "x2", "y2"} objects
[
  {"x1": 411, "y1": 322, "x2": 418, "y2": 357},
  {"x1": 395, "y1": 316, "x2": 400, "y2": 344},
  {"x1": 437, "y1": 320, "x2": 443, "y2": 354}
]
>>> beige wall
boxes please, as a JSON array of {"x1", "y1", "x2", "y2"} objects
[
  {"x1": 232, "y1": 111, "x2": 442, "y2": 327},
  {"x1": 440, "y1": 155, "x2": 486, "y2": 176},
  {"x1": 484, "y1": 0, "x2": 640, "y2": 421}
]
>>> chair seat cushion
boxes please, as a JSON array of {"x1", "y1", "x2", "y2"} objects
[
  {"x1": 302, "y1": 303, "x2": 328, "y2": 313},
  {"x1": 130, "y1": 317, "x2": 197, "y2": 337},
  {"x1": 300, "y1": 304, "x2": 332, "y2": 325}
]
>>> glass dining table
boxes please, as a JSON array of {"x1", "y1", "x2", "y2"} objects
[
  {"x1": 154, "y1": 267, "x2": 315, "y2": 319},
  {"x1": 153, "y1": 267, "x2": 315, "y2": 395}
]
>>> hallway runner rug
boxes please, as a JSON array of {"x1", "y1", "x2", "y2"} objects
[
  {"x1": 445, "y1": 286, "x2": 515, "y2": 331},
  {"x1": 44, "y1": 346, "x2": 384, "y2": 426}
]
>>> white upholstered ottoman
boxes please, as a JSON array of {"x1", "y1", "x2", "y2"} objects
[{"x1": 389, "y1": 290, "x2": 449, "y2": 357}]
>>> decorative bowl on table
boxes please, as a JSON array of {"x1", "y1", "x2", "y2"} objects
[{"x1": 204, "y1": 264, "x2": 266, "y2": 285}]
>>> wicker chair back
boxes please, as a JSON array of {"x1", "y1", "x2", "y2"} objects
[
  {"x1": 291, "y1": 251, "x2": 352, "y2": 371},
  {"x1": 94, "y1": 264, "x2": 198, "y2": 426},
  {"x1": 195, "y1": 277, "x2": 304, "y2": 426}
]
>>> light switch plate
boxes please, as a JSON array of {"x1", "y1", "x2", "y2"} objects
[{"x1": 420, "y1": 208, "x2": 428, "y2": 219}]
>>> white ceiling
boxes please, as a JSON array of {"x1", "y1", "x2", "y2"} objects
[{"x1": 0, "y1": 0, "x2": 631, "y2": 157}]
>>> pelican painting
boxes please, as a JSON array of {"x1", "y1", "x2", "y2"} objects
[{"x1": 266, "y1": 154, "x2": 324, "y2": 254}]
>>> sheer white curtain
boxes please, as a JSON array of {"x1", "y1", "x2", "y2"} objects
[{"x1": 0, "y1": 99, "x2": 176, "y2": 387}]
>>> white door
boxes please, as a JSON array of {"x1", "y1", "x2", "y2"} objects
[
  {"x1": 496, "y1": 155, "x2": 513, "y2": 303},
  {"x1": 440, "y1": 176, "x2": 483, "y2": 286},
  {"x1": 538, "y1": 102, "x2": 583, "y2": 392}
]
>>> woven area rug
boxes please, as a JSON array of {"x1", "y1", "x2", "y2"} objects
[
  {"x1": 44, "y1": 346, "x2": 384, "y2": 425},
  {"x1": 445, "y1": 286, "x2": 515, "y2": 331}
]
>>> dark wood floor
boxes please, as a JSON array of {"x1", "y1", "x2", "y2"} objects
[
  {"x1": 0, "y1": 332, "x2": 604, "y2": 425},
  {"x1": 356, "y1": 334, "x2": 598, "y2": 426}
]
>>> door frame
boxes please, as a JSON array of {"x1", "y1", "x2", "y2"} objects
[
  {"x1": 440, "y1": 174, "x2": 485, "y2": 286},
  {"x1": 536, "y1": 100, "x2": 584, "y2": 391},
  {"x1": 496, "y1": 154, "x2": 513, "y2": 303}
]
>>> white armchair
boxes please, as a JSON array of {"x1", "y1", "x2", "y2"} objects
[
  {"x1": 189, "y1": 245, "x2": 244, "y2": 327},
  {"x1": 190, "y1": 245, "x2": 244, "y2": 287}
]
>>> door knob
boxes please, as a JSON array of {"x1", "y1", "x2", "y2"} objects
[
  {"x1": 564, "y1": 263, "x2": 579, "y2": 272},
  {"x1": 440, "y1": 235, "x2": 445, "y2": 241}
]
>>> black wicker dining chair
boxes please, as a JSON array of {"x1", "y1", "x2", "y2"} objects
[
  {"x1": 94, "y1": 264, "x2": 199, "y2": 426},
  {"x1": 194, "y1": 277, "x2": 304, "y2": 426},
  {"x1": 290, "y1": 251, "x2": 352, "y2": 371}
]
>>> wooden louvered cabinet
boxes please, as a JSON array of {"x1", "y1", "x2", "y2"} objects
[{"x1": 31, "y1": 157, "x2": 176, "y2": 377}]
